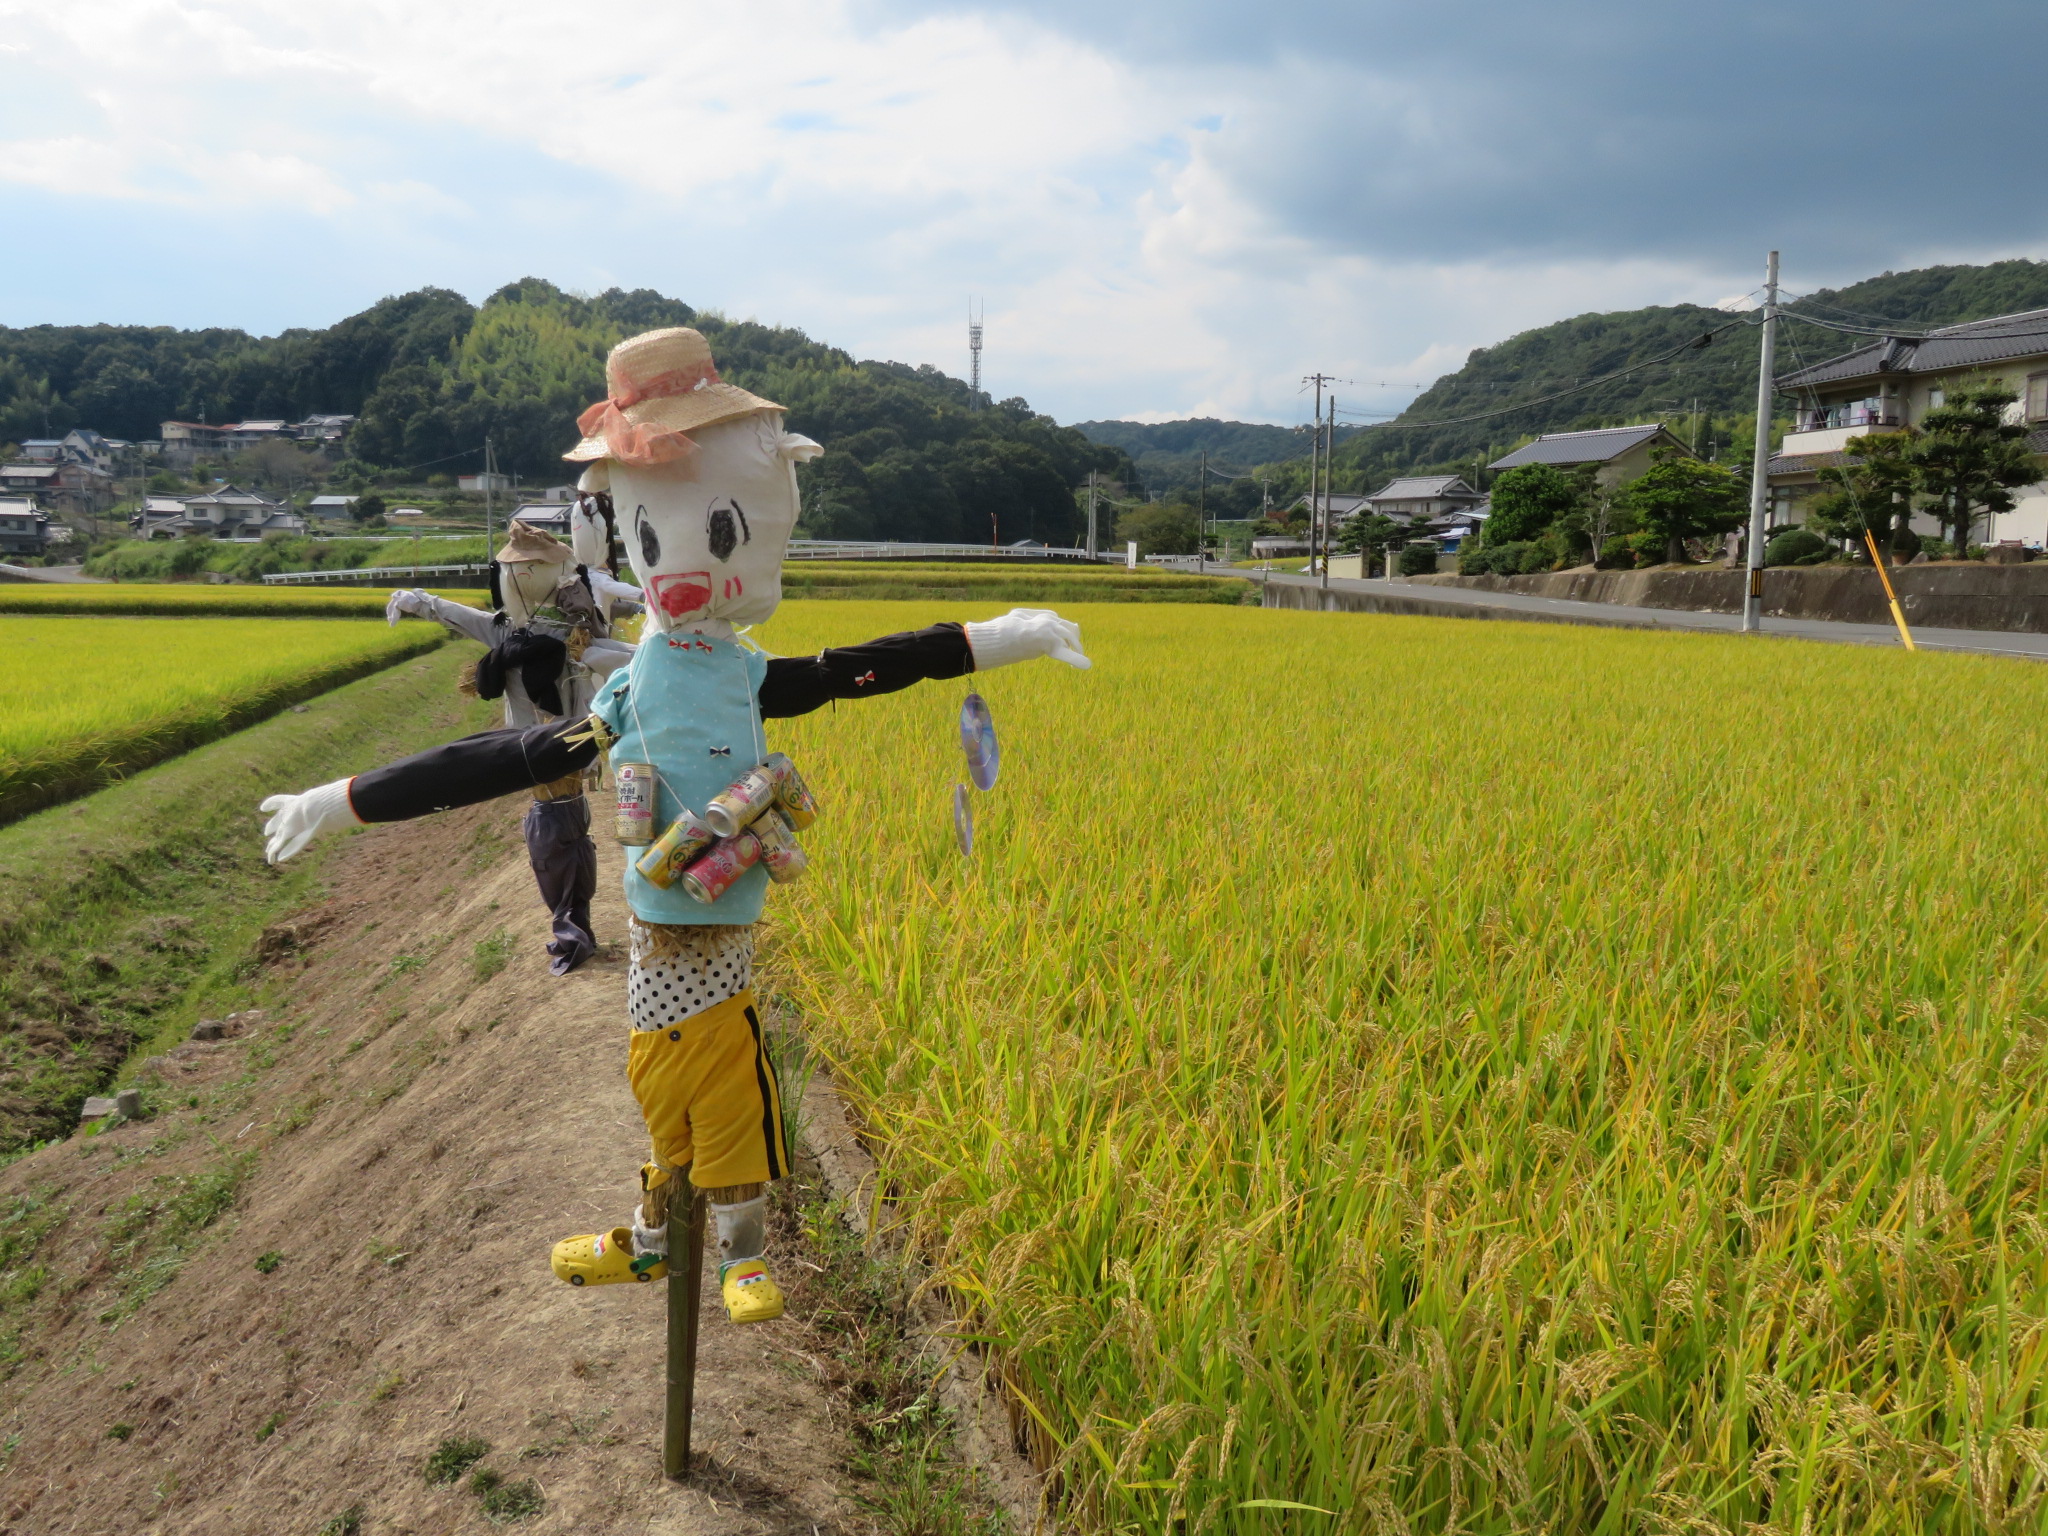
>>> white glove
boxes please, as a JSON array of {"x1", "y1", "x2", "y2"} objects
[
  {"x1": 260, "y1": 778, "x2": 363, "y2": 864},
  {"x1": 384, "y1": 588, "x2": 430, "y2": 626},
  {"x1": 963, "y1": 608, "x2": 1091, "y2": 671}
]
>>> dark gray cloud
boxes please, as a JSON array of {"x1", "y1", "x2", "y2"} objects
[{"x1": 859, "y1": 0, "x2": 2048, "y2": 273}]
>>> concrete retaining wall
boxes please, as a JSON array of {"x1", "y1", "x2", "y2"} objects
[
  {"x1": 1258, "y1": 579, "x2": 1666, "y2": 628},
  {"x1": 1404, "y1": 564, "x2": 2048, "y2": 633}
]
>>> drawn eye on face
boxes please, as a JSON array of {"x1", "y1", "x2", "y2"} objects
[
  {"x1": 637, "y1": 506, "x2": 660, "y2": 570},
  {"x1": 706, "y1": 499, "x2": 751, "y2": 563}
]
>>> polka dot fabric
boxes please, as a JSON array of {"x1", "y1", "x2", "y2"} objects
[{"x1": 627, "y1": 922, "x2": 756, "y2": 1031}]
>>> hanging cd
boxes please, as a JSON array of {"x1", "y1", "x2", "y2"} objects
[
  {"x1": 952, "y1": 783, "x2": 974, "y2": 856},
  {"x1": 960, "y1": 692, "x2": 999, "y2": 792}
]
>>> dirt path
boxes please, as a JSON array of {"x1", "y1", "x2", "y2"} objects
[{"x1": 0, "y1": 796, "x2": 886, "y2": 1535}]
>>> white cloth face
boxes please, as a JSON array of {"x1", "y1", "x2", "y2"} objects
[
  {"x1": 569, "y1": 497, "x2": 610, "y2": 568},
  {"x1": 609, "y1": 413, "x2": 822, "y2": 632},
  {"x1": 501, "y1": 560, "x2": 562, "y2": 626}
]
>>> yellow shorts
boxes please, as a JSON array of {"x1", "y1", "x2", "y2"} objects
[{"x1": 626, "y1": 990, "x2": 788, "y2": 1188}]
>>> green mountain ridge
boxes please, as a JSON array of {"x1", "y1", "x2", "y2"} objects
[
  {"x1": 0, "y1": 280, "x2": 1134, "y2": 548},
  {"x1": 1077, "y1": 259, "x2": 2048, "y2": 498}
]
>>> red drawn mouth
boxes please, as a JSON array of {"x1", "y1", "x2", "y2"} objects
[{"x1": 651, "y1": 572, "x2": 712, "y2": 618}]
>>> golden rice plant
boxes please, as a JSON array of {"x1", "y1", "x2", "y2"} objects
[
  {"x1": 0, "y1": 615, "x2": 444, "y2": 823},
  {"x1": 0, "y1": 585, "x2": 486, "y2": 619},
  {"x1": 753, "y1": 600, "x2": 2048, "y2": 1535}
]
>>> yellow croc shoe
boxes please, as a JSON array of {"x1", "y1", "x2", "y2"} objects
[
  {"x1": 720, "y1": 1259, "x2": 785, "y2": 1323},
  {"x1": 552, "y1": 1226, "x2": 668, "y2": 1286}
]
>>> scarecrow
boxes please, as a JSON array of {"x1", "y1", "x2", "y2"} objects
[
  {"x1": 259, "y1": 328, "x2": 1089, "y2": 1325},
  {"x1": 384, "y1": 521, "x2": 639, "y2": 976}
]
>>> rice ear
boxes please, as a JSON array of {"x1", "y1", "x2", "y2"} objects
[{"x1": 455, "y1": 660, "x2": 480, "y2": 698}]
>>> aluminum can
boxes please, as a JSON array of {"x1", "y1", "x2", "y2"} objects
[
  {"x1": 678, "y1": 831, "x2": 762, "y2": 905},
  {"x1": 752, "y1": 808, "x2": 809, "y2": 884},
  {"x1": 612, "y1": 761, "x2": 657, "y2": 844},
  {"x1": 772, "y1": 755, "x2": 820, "y2": 830},
  {"x1": 635, "y1": 810, "x2": 718, "y2": 889},
  {"x1": 703, "y1": 763, "x2": 781, "y2": 838}
]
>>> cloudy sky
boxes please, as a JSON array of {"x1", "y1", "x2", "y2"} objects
[{"x1": 3, "y1": 1, "x2": 2042, "y2": 426}]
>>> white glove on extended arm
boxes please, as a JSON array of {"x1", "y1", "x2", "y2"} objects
[
  {"x1": 963, "y1": 607, "x2": 1091, "y2": 671},
  {"x1": 260, "y1": 778, "x2": 363, "y2": 864},
  {"x1": 387, "y1": 589, "x2": 501, "y2": 646},
  {"x1": 384, "y1": 588, "x2": 429, "y2": 626}
]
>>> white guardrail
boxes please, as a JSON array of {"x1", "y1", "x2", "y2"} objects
[{"x1": 261, "y1": 542, "x2": 1103, "y2": 584}]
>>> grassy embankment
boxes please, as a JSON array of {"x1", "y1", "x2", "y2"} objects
[
  {"x1": 0, "y1": 647, "x2": 499, "y2": 1153},
  {"x1": 0, "y1": 615, "x2": 450, "y2": 825},
  {"x1": 780, "y1": 564, "x2": 1253, "y2": 604},
  {"x1": 755, "y1": 600, "x2": 2048, "y2": 1535},
  {"x1": 83, "y1": 535, "x2": 490, "y2": 584}
]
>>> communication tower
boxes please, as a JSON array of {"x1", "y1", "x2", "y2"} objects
[{"x1": 967, "y1": 299, "x2": 984, "y2": 400}]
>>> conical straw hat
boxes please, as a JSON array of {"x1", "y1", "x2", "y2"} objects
[{"x1": 564, "y1": 328, "x2": 781, "y2": 465}]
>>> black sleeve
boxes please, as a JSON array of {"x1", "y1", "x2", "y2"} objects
[
  {"x1": 757, "y1": 621, "x2": 975, "y2": 719},
  {"x1": 348, "y1": 717, "x2": 600, "y2": 823}
]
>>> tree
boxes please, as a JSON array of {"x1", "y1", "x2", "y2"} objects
[
  {"x1": 1484, "y1": 463, "x2": 1582, "y2": 543},
  {"x1": 1115, "y1": 502, "x2": 1200, "y2": 556},
  {"x1": 1909, "y1": 385, "x2": 2037, "y2": 556},
  {"x1": 233, "y1": 438, "x2": 320, "y2": 497},
  {"x1": 1618, "y1": 451, "x2": 1746, "y2": 563},
  {"x1": 352, "y1": 493, "x2": 387, "y2": 524},
  {"x1": 1337, "y1": 511, "x2": 1398, "y2": 558},
  {"x1": 1809, "y1": 428, "x2": 1920, "y2": 554}
]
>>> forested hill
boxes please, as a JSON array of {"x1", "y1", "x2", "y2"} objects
[
  {"x1": 1074, "y1": 417, "x2": 1363, "y2": 495},
  {"x1": 1068, "y1": 259, "x2": 2048, "y2": 499},
  {"x1": 0, "y1": 280, "x2": 1134, "y2": 547},
  {"x1": 1335, "y1": 258, "x2": 2048, "y2": 486}
]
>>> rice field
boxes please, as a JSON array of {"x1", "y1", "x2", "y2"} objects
[
  {"x1": 753, "y1": 600, "x2": 2048, "y2": 1534},
  {"x1": 0, "y1": 616, "x2": 445, "y2": 823},
  {"x1": 0, "y1": 585, "x2": 487, "y2": 619}
]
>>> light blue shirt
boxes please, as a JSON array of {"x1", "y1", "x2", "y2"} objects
[{"x1": 592, "y1": 634, "x2": 772, "y2": 926}]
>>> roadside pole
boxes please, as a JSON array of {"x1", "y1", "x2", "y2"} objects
[
  {"x1": 663, "y1": 1186, "x2": 706, "y2": 1480},
  {"x1": 1864, "y1": 530, "x2": 1917, "y2": 651},
  {"x1": 1320, "y1": 396, "x2": 1335, "y2": 591},
  {"x1": 1742, "y1": 251, "x2": 1779, "y2": 632}
]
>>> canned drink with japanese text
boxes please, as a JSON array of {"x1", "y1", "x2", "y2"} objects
[
  {"x1": 751, "y1": 808, "x2": 808, "y2": 884},
  {"x1": 771, "y1": 755, "x2": 819, "y2": 830},
  {"x1": 612, "y1": 762, "x2": 657, "y2": 844},
  {"x1": 678, "y1": 831, "x2": 762, "y2": 904},
  {"x1": 635, "y1": 810, "x2": 719, "y2": 889},
  {"x1": 703, "y1": 763, "x2": 781, "y2": 838}
]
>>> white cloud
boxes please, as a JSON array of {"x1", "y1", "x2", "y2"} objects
[{"x1": 2, "y1": 0, "x2": 2033, "y2": 424}]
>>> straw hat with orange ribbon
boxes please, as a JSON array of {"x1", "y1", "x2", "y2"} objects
[{"x1": 564, "y1": 328, "x2": 781, "y2": 467}]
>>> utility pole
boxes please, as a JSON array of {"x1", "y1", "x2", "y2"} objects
[
  {"x1": 1303, "y1": 372, "x2": 1335, "y2": 587},
  {"x1": 1085, "y1": 471, "x2": 1098, "y2": 560},
  {"x1": 1742, "y1": 251, "x2": 1779, "y2": 633},
  {"x1": 1320, "y1": 395, "x2": 1336, "y2": 589},
  {"x1": 1198, "y1": 450, "x2": 1207, "y2": 566},
  {"x1": 483, "y1": 435, "x2": 496, "y2": 555}
]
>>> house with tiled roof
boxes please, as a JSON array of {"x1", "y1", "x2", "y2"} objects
[
  {"x1": 1488, "y1": 424, "x2": 1693, "y2": 487},
  {"x1": 1769, "y1": 308, "x2": 2048, "y2": 545}
]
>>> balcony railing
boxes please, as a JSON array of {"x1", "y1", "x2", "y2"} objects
[{"x1": 1796, "y1": 408, "x2": 1901, "y2": 432}]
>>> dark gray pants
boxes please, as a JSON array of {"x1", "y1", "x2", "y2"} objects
[{"x1": 524, "y1": 795, "x2": 597, "y2": 975}]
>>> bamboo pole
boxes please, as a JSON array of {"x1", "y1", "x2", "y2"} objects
[
  {"x1": 663, "y1": 1184, "x2": 705, "y2": 1480},
  {"x1": 1864, "y1": 530, "x2": 1917, "y2": 652}
]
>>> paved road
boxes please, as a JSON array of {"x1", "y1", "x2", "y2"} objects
[
  {"x1": 1231, "y1": 566, "x2": 2048, "y2": 662},
  {"x1": 0, "y1": 562, "x2": 104, "y2": 583}
]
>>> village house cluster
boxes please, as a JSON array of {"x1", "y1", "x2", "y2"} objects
[
  {"x1": 1256, "y1": 300, "x2": 2048, "y2": 572},
  {"x1": 0, "y1": 415, "x2": 355, "y2": 557}
]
